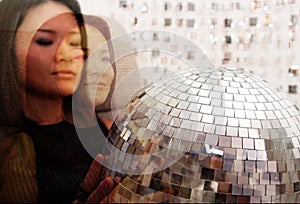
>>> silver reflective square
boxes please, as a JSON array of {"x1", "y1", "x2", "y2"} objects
[{"x1": 103, "y1": 67, "x2": 300, "y2": 203}]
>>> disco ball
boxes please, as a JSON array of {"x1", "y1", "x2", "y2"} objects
[{"x1": 104, "y1": 67, "x2": 300, "y2": 203}]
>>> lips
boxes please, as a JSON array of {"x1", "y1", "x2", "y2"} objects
[
  {"x1": 52, "y1": 70, "x2": 75, "y2": 75},
  {"x1": 84, "y1": 76, "x2": 107, "y2": 86},
  {"x1": 52, "y1": 70, "x2": 76, "y2": 79},
  {"x1": 84, "y1": 81, "x2": 107, "y2": 86},
  {"x1": 98, "y1": 81, "x2": 106, "y2": 86}
]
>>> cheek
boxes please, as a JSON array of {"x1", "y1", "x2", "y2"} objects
[
  {"x1": 107, "y1": 67, "x2": 115, "y2": 85},
  {"x1": 73, "y1": 48, "x2": 85, "y2": 62},
  {"x1": 72, "y1": 48, "x2": 85, "y2": 79},
  {"x1": 95, "y1": 89, "x2": 107, "y2": 105},
  {"x1": 26, "y1": 45, "x2": 53, "y2": 75}
]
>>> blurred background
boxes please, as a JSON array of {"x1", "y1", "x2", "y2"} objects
[{"x1": 78, "y1": 0, "x2": 300, "y2": 106}]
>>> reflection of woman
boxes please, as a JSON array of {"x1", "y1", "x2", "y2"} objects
[
  {"x1": 71, "y1": 16, "x2": 120, "y2": 203},
  {"x1": 0, "y1": 0, "x2": 96, "y2": 203},
  {"x1": 71, "y1": 15, "x2": 116, "y2": 155},
  {"x1": 83, "y1": 15, "x2": 117, "y2": 132}
]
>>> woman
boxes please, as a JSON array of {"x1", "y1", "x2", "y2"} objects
[
  {"x1": 75, "y1": 15, "x2": 117, "y2": 133},
  {"x1": 70, "y1": 15, "x2": 117, "y2": 159},
  {"x1": 0, "y1": 0, "x2": 115, "y2": 203},
  {"x1": 71, "y1": 15, "x2": 120, "y2": 203},
  {"x1": 86, "y1": 15, "x2": 116, "y2": 132}
]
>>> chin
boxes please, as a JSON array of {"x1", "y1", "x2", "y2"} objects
[
  {"x1": 95, "y1": 97, "x2": 109, "y2": 106},
  {"x1": 59, "y1": 87, "x2": 77, "y2": 97},
  {"x1": 61, "y1": 81, "x2": 80, "y2": 94},
  {"x1": 95, "y1": 92, "x2": 109, "y2": 106}
]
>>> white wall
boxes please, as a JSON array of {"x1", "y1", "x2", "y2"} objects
[{"x1": 78, "y1": 0, "x2": 300, "y2": 106}]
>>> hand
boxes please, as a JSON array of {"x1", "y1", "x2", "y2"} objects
[{"x1": 74, "y1": 154, "x2": 119, "y2": 203}]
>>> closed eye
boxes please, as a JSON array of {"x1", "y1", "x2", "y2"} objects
[
  {"x1": 35, "y1": 38, "x2": 53, "y2": 46},
  {"x1": 102, "y1": 56, "x2": 110, "y2": 62},
  {"x1": 70, "y1": 41, "x2": 81, "y2": 47}
]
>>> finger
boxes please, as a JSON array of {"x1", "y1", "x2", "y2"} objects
[
  {"x1": 114, "y1": 176, "x2": 121, "y2": 184},
  {"x1": 85, "y1": 177, "x2": 114, "y2": 203},
  {"x1": 104, "y1": 155, "x2": 110, "y2": 160},
  {"x1": 82, "y1": 154, "x2": 105, "y2": 192}
]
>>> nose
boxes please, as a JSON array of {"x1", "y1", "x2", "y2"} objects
[
  {"x1": 55, "y1": 40, "x2": 73, "y2": 62},
  {"x1": 88, "y1": 66, "x2": 112, "y2": 77},
  {"x1": 88, "y1": 65, "x2": 105, "y2": 77}
]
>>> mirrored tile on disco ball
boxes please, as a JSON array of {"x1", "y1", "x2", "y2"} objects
[{"x1": 101, "y1": 67, "x2": 300, "y2": 203}]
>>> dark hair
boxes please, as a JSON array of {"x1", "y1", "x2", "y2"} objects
[
  {"x1": 0, "y1": 0, "x2": 87, "y2": 126},
  {"x1": 82, "y1": 15, "x2": 116, "y2": 118}
]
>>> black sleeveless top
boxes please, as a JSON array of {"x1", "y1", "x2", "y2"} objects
[{"x1": 25, "y1": 120, "x2": 109, "y2": 204}]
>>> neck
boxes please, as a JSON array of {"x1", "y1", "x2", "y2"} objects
[{"x1": 23, "y1": 93, "x2": 65, "y2": 125}]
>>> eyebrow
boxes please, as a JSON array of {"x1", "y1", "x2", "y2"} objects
[
  {"x1": 69, "y1": 30, "x2": 81, "y2": 35},
  {"x1": 99, "y1": 49, "x2": 109, "y2": 54},
  {"x1": 36, "y1": 29, "x2": 56, "y2": 34},
  {"x1": 36, "y1": 29, "x2": 80, "y2": 35}
]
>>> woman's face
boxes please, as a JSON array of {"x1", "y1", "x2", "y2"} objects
[
  {"x1": 15, "y1": 1, "x2": 84, "y2": 98},
  {"x1": 84, "y1": 25, "x2": 114, "y2": 106}
]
